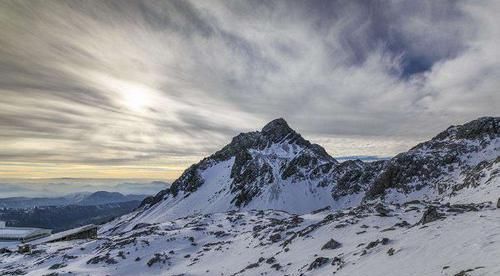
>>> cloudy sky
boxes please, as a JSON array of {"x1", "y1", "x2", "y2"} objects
[{"x1": 0, "y1": 0, "x2": 499, "y2": 180}]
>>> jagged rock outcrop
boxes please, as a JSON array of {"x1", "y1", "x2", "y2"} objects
[{"x1": 367, "y1": 117, "x2": 500, "y2": 201}]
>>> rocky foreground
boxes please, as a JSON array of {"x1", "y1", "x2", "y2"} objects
[{"x1": 1, "y1": 199, "x2": 499, "y2": 276}]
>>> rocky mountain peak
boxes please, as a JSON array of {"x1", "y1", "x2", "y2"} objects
[
  {"x1": 261, "y1": 118, "x2": 294, "y2": 140},
  {"x1": 142, "y1": 117, "x2": 337, "y2": 209}
]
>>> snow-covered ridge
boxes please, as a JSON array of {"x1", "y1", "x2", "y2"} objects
[{"x1": 129, "y1": 117, "x2": 499, "y2": 227}]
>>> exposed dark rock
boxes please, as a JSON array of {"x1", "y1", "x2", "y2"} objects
[
  {"x1": 269, "y1": 233, "x2": 281, "y2": 243},
  {"x1": 331, "y1": 256, "x2": 344, "y2": 268},
  {"x1": 132, "y1": 223, "x2": 152, "y2": 230},
  {"x1": 87, "y1": 253, "x2": 117, "y2": 265},
  {"x1": 308, "y1": 257, "x2": 330, "y2": 270},
  {"x1": 321, "y1": 239, "x2": 342, "y2": 250},
  {"x1": 374, "y1": 204, "x2": 391, "y2": 216},
  {"x1": 419, "y1": 206, "x2": 444, "y2": 224},
  {"x1": 147, "y1": 253, "x2": 170, "y2": 267},
  {"x1": 265, "y1": 257, "x2": 276, "y2": 264},
  {"x1": 366, "y1": 238, "x2": 390, "y2": 249},
  {"x1": 139, "y1": 189, "x2": 170, "y2": 208},
  {"x1": 454, "y1": 269, "x2": 474, "y2": 276},
  {"x1": 270, "y1": 263, "x2": 282, "y2": 271},
  {"x1": 48, "y1": 263, "x2": 66, "y2": 270},
  {"x1": 245, "y1": 262, "x2": 259, "y2": 269}
]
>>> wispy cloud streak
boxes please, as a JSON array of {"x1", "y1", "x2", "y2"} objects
[{"x1": 0, "y1": 0, "x2": 498, "y2": 178}]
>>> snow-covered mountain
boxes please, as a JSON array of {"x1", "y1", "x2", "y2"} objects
[
  {"x1": 129, "y1": 118, "x2": 345, "y2": 225},
  {"x1": 1, "y1": 117, "x2": 499, "y2": 276},
  {"x1": 119, "y1": 117, "x2": 499, "y2": 229}
]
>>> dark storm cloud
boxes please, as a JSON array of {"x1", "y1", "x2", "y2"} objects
[{"x1": 0, "y1": 0, "x2": 498, "y2": 174}]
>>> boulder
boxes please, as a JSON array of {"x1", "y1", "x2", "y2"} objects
[
  {"x1": 308, "y1": 257, "x2": 330, "y2": 270},
  {"x1": 321, "y1": 239, "x2": 342, "y2": 250},
  {"x1": 419, "y1": 206, "x2": 444, "y2": 224}
]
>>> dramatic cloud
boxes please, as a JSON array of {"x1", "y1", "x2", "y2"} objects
[{"x1": 0, "y1": 0, "x2": 498, "y2": 179}]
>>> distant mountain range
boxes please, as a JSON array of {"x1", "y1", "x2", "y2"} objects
[
  {"x1": 0, "y1": 179, "x2": 169, "y2": 198},
  {"x1": 0, "y1": 191, "x2": 148, "y2": 209},
  {"x1": 0, "y1": 191, "x2": 153, "y2": 232}
]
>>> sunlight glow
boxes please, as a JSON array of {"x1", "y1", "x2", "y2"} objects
[{"x1": 122, "y1": 89, "x2": 150, "y2": 112}]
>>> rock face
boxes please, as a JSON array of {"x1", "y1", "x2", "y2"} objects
[
  {"x1": 367, "y1": 117, "x2": 500, "y2": 202},
  {"x1": 129, "y1": 117, "x2": 499, "y2": 228}
]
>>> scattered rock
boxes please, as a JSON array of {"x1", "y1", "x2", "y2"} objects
[
  {"x1": 270, "y1": 263, "x2": 282, "y2": 271},
  {"x1": 265, "y1": 257, "x2": 276, "y2": 264},
  {"x1": 132, "y1": 223, "x2": 152, "y2": 230},
  {"x1": 454, "y1": 269, "x2": 473, "y2": 276},
  {"x1": 244, "y1": 262, "x2": 259, "y2": 270},
  {"x1": 375, "y1": 204, "x2": 391, "y2": 216},
  {"x1": 147, "y1": 253, "x2": 170, "y2": 267},
  {"x1": 419, "y1": 206, "x2": 444, "y2": 224},
  {"x1": 331, "y1": 256, "x2": 344, "y2": 267},
  {"x1": 308, "y1": 257, "x2": 330, "y2": 270},
  {"x1": 48, "y1": 263, "x2": 67, "y2": 270},
  {"x1": 269, "y1": 233, "x2": 281, "y2": 242},
  {"x1": 321, "y1": 239, "x2": 342, "y2": 250},
  {"x1": 366, "y1": 238, "x2": 390, "y2": 249}
]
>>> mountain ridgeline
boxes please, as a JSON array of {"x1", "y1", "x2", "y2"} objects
[{"x1": 133, "y1": 117, "x2": 499, "y2": 225}]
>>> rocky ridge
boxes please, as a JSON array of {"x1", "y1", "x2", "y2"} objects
[{"x1": 134, "y1": 117, "x2": 499, "y2": 225}]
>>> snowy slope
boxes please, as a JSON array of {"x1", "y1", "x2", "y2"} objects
[{"x1": 2, "y1": 199, "x2": 499, "y2": 275}]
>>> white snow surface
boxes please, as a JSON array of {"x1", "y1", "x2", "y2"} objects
[{"x1": 1, "y1": 198, "x2": 500, "y2": 276}]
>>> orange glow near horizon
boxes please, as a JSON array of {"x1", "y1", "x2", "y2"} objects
[{"x1": 0, "y1": 162, "x2": 183, "y2": 180}]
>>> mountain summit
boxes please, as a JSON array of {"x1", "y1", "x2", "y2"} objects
[
  {"x1": 120, "y1": 117, "x2": 499, "y2": 230},
  {"x1": 131, "y1": 118, "x2": 341, "y2": 226}
]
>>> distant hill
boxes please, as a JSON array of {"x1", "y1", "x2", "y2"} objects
[
  {"x1": 0, "y1": 191, "x2": 148, "y2": 209},
  {"x1": 0, "y1": 201, "x2": 141, "y2": 232},
  {"x1": 0, "y1": 191, "x2": 151, "y2": 232}
]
